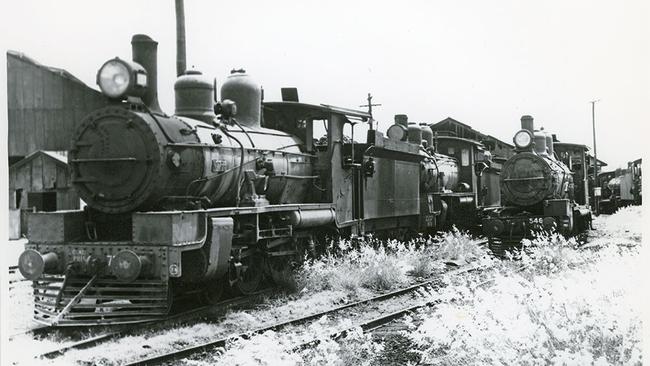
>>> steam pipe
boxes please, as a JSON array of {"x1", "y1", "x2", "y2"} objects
[
  {"x1": 175, "y1": 0, "x2": 187, "y2": 76},
  {"x1": 131, "y1": 34, "x2": 162, "y2": 113}
]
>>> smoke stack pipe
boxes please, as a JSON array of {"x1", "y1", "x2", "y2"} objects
[
  {"x1": 175, "y1": 0, "x2": 187, "y2": 76},
  {"x1": 520, "y1": 115, "x2": 534, "y2": 133},
  {"x1": 132, "y1": 35, "x2": 162, "y2": 113},
  {"x1": 394, "y1": 114, "x2": 408, "y2": 126}
]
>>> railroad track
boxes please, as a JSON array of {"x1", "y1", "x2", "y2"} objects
[
  {"x1": 8, "y1": 325, "x2": 51, "y2": 340},
  {"x1": 33, "y1": 288, "x2": 275, "y2": 360},
  {"x1": 21, "y1": 239, "x2": 490, "y2": 364},
  {"x1": 289, "y1": 263, "x2": 529, "y2": 357},
  {"x1": 123, "y1": 262, "x2": 486, "y2": 366}
]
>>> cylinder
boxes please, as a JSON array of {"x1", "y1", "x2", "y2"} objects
[
  {"x1": 131, "y1": 34, "x2": 161, "y2": 113},
  {"x1": 407, "y1": 123, "x2": 422, "y2": 145},
  {"x1": 220, "y1": 70, "x2": 261, "y2": 129},
  {"x1": 520, "y1": 115, "x2": 534, "y2": 133},
  {"x1": 394, "y1": 114, "x2": 408, "y2": 127},
  {"x1": 175, "y1": 70, "x2": 217, "y2": 123},
  {"x1": 420, "y1": 123, "x2": 433, "y2": 147},
  {"x1": 18, "y1": 250, "x2": 59, "y2": 280},
  {"x1": 287, "y1": 209, "x2": 335, "y2": 228}
]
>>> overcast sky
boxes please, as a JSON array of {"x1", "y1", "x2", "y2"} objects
[{"x1": 1, "y1": 0, "x2": 648, "y2": 169}]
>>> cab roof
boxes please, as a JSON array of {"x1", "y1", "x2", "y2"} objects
[{"x1": 263, "y1": 101, "x2": 371, "y2": 122}]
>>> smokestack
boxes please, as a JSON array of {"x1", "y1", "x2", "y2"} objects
[
  {"x1": 175, "y1": 0, "x2": 187, "y2": 77},
  {"x1": 131, "y1": 34, "x2": 161, "y2": 113},
  {"x1": 520, "y1": 115, "x2": 534, "y2": 133},
  {"x1": 394, "y1": 114, "x2": 408, "y2": 126}
]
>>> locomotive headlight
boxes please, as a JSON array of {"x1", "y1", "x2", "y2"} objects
[
  {"x1": 97, "y1": 58, "x2": 147, "y2": 99},
  {"x1": 513, "y1": 130, "x2": 533, "y2": 149},
  {"x1": 387, "y1": 124, "x2": 408, "y2": 141}
]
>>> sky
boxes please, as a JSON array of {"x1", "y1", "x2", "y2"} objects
[{"x1": 0, "y1": 0, "x2": 648, "y2": 169}]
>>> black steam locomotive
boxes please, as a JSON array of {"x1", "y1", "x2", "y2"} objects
[
  {"x1": 481, "y1": 116, "x2": 593, "y2": 254},
  {"x1": 596, "y1": 158, "x2": 642, "y2": 214},
  {"x1": 17, "y1": 34, "x2": 493, "y2": 326}
]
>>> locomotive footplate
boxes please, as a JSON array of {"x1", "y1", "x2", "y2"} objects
[{"x1": 32, "y1": 274, "x2": 171, "y2": 326}]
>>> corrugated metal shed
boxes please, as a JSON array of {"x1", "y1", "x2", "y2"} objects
[{"x1": 7, "y1": 50, "x2": 108, "y2": 160}]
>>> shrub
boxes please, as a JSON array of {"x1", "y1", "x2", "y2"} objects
[
  {"x1": 519, "y1": 232, "x2": 586, "y2": 275},
  {"x1": 430, "y1": 227, "x2": 487, "y2": 262},
  {"x1": 295, "y1": 230, "x2": 486, "y2": 296}
]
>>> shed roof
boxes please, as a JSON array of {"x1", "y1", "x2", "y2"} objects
[
  {"x1": 7, "y1": 50, "x2": 88, "y2": 86},
  {"x1": 264, "y1": 101, "x2": 371, "y2": 121},
  {"x1": 10, "y1": 150, "x2": 68, "y2": 170},
  {"x1": 429, "y1": 117, "x2": 514, "y2": 148},
  {"x1": 435, "y1": 135, "x2": 485, "y2": 147}
]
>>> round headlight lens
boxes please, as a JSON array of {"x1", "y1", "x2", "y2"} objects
[
  {"x1": 98, "y1": 60, "x2": 131, "y2": 98},
  {"x1": 513, "y1": 130, "x2": 533, "y2": 148},
  {"x1": 387, "y1": 124, "x2": 407, "y2": 141}
]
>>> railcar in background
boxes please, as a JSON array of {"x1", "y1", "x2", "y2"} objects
[{"x1": 596, "y1": 158, "x2": 642, "y2": 213}]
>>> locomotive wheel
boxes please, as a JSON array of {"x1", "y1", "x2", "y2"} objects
[
  {"x1": 267, "y1": 257, "x2": 297, "y2": 291},
  {"x1": 234, "y1": 255, "x2": 264, "y2": 295},
  {"x1": 201, "y1": 279, "x2": 225, "y2": 305}
]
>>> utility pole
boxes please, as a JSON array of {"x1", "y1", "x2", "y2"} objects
[
  {"x1": 590, "y1": 99, "x2": 600, "y2": 214},
  {"x1": 359, "y1": 93, "x2": 381, "y2": 130}
]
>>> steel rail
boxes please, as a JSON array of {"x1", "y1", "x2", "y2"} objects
[
  {"x1": 8, "y1": 325, "x2": 52, "y2": 340},
  {"x1": 291, "y1": 300, "x2": 443, "y2": 353},
  {"x1": 123, "y1": 261, "x2": 486, "y2": 366},
  {"x1": 292, "y1": 264, "x2": 529, "y2": 352}
]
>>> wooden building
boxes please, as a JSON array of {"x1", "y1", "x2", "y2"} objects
[
  {"x1": 7, "y1": 51, "x2": 106, "y2": 237},
  {"x1": 7, "y1": 50, "x2": 108, "y2": 165},
  {"x1": 9, "y1": 150, "x2": 80, "y2": 237},
  {"x1": 429, "y1": 117, "x2": 515, "y2": 162},
  {"x1": 425, "y1": 117, "x2": 519, "y2": 207}
]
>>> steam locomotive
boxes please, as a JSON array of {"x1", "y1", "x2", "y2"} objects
[
  {"x1": 596, "y1": 158, "x2": 642, "y2": 214},
  {"x1": 17, "y1": 34, "x2": 493, "y2": 326},
  {"x1": 481, "y1": 115, "x2": 593, "y2": 255}
]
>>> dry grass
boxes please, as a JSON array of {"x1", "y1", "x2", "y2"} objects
[
  {"x1": 296, "y1": 230, "x2": 485, "y2": 296},
  {"x1": 406, "y1": 209, "x2": 644, "y2": 366}
]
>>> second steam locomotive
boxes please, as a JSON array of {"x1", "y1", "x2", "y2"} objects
[{"x1": 481, "y1": 115, "x2": 593, "y2": 254}]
